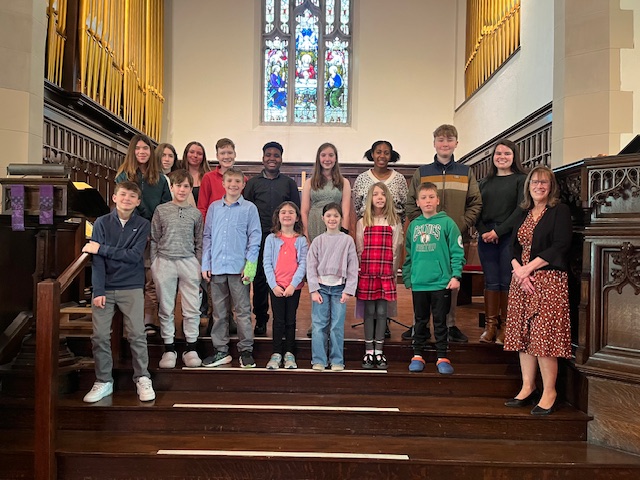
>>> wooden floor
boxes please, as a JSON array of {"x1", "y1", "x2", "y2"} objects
[
  {"x1": 227, "y1": 284, "x2": 485, "y2": 343},
  {"x1": 4, "y1": 286, "x2": 640, "y2": 479}
]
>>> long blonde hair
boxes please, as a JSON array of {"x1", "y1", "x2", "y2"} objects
[
  {"x1": 363, "y1": 182, "x2": 399, "y2": 227},
  {"x1": 116, "y1": 134, "x2": 161, "y2": 185}
]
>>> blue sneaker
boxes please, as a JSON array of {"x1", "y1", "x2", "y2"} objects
[
  {"x1": 409, "y1": 355, "x2": 425, "y2": 372},
  {"x1": 436, "y1": 358, "x2": 454, "y2": 375}
]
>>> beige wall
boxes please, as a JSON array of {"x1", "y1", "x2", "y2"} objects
[
  {"x1": 552, "y1": 0, "x2": 635, "y2": 165},
  {"x1": 164, "y1": 0, "x2": 457, "y2": 165},
  {"x1": 453, "y1": 0, "x2": 554, "y2": 158},
  {"x1": 0, "y1": 0, "x2": 46, "y2": 173},
  {"x1": 620, "y1": 0, "x2": 640, "y2": 151}
]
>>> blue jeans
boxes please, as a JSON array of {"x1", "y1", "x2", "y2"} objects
[
  {"x1": 477, "y1": 230, "x2": 513, "y2": 291},
  {"x1": 311, "y1": 284, "x2": 347, "y2": 367}
]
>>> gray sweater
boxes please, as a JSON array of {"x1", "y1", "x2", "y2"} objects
[
  {"x1": 150, "y1": 202, "x2": 203, "y2": 263},
  {"x1": 306, "y1": 232, "x2": 359, "y2": 296}
]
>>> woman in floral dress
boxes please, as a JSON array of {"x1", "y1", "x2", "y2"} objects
[{"x1": 504, "y1": 165, "x2": 572, "y2": 416}]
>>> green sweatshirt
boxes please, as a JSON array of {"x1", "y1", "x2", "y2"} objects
[{"x1": 402, "y1": 211, "x2": 466, "y2": 291}]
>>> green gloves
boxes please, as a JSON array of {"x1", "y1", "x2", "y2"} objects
[{"x1": 243, "y1": 260, "x2": 257, "y2": 285}]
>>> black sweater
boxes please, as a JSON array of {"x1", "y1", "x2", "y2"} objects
[{"x1": 511, "y1": 203, "x2": 572, "y2": 271}]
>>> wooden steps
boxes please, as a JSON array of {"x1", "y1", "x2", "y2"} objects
[
  {"x1": 3, "y1": 429, "x2": 640, "y2": 480},
  {"x1": 3, "y1": 320, "x2": 640, "y2": 478}
]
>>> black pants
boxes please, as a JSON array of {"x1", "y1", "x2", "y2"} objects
[
  {"x1": 412, "y1": 289, "x2": 451, "y2": 358},
  {"x1": 270, "y1": 289, "x2": 301, "y2": 355},
  {"x1": 252, "y1": 233, "x2": 270, "y2": 326}
]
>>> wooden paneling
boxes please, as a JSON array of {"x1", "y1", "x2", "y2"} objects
[{"x1": 589, "y1": 377, "x2": 640, "y2": 455}]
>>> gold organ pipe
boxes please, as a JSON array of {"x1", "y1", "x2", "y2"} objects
[
  {"x1": 46, "y1": 0, "x2": 163, "y2": 138},
  {"x1": 465, "y1": 0, "x2": 520, "y2": 97}
]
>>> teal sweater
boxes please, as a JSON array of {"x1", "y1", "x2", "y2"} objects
[{"x1": 402, "y1": 212, "x2": 465, "y2": 291}]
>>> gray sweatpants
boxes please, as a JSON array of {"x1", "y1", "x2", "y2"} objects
[
  {"x1": 151, "y1": 256, "x2": 201, "y2": 344},
  {"x1": 91, "y1": 288, "x2": 150, "y2": 383}
]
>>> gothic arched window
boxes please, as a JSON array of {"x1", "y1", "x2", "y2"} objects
[{"x1": 262, "y1": 0, "x2": 352, "y2": 125}]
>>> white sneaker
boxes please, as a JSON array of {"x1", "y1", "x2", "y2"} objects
[
  {"x1": 312, "y1": 364, "x2": 325, "y2": 371},
  {"x1": 136, "y1": 376, "x2": 156, "y2": 402},
  {"x1": 330, "y1": 364, "x2": 344, "y2": 371},
  {"x1": 283, "y1": 352, "x2": 297, "y2": 369},
  {"x1": 182, "y1": 350, "x2": 202, "y2": 368},
  {"x1": 266, "y1": 353, "x2": 282, "y2": 369},
  {"x1": 159, "y1": 351, "x2": 177, "y2": 369},
  {"x1": 83, "y1": 381, "x2": 113, "y2": 403}
]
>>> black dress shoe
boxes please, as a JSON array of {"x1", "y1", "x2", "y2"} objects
[
  {"x1": 504, "y1": 389, "x2": 541, "y2": 407},
  {"x1": 254, "y1": 324, "x2": 267, "y2": 337},
  {"x1": 531, "y1": 403, "x2": 555, "y2": 416},
  {"x1": 401, "y1": 327, "x2": 413, "y2": 340}
]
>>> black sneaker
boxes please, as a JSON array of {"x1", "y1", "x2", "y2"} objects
[
  {"x1": 375, "y1": 353, "x2": 388, "y2": 369},
  {"x1": 306, "y1": 326, "x2": 312, "y2": 338},
  {"x1": 240, "y1": 351, "x2": 256, "y2": 368},
  {"x1": 362, "y1": 353, "x2": 374, "y2": 369},
  {"x1": 448, "y1": 326, "x2": 469, "y2": 343},
  {"x1": 401, "y1": 327, "x2": 413, "y2": 340},
  {"x1": 254, "y1": 324, "x2": 266, "y2": 337}
]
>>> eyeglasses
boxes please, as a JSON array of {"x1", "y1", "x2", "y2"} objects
[{"x1": 530, "y1": 180, "x2": 549, "y2": 186}]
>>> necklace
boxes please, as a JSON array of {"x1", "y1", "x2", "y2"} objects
[{"x1": 371, "y1": 168, "x2": 392, "y2": 181}]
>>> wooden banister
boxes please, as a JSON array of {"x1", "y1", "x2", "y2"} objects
[{"x1": 34, "y1": 252, "x2": 90, "y2": 480}]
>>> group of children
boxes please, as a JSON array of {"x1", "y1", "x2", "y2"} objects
[{"x1": 82, "y1": 130, "x2": 467, "y2": 404}]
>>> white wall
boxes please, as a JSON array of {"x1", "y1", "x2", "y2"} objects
[
  {"x1": 164, "y1": 0, "x2": 457, "y2": 165},
  {"x1": 453, "y1": 0, "x2": 554, "y2": 157}
]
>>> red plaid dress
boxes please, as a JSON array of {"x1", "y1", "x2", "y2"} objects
[{"x1": 357, "y1": 225, "x2": 397, "y2": 301}]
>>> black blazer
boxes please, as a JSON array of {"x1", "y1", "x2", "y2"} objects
[{"x1": 511, "y1": 203, "x2": 572, "y2": 271}]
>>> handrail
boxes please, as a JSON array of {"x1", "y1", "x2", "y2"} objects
[
  {"x1": 57, "y1": 252, "x2": 90, "y2": 292},
  {"x1": 35, "y1": 251, "x2": 89, "y2": 480}
]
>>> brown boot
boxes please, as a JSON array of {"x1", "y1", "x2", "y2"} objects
[
  {"x1": 496, "y1": 290, "x2": 509, "y2": 345},
  {"x1": 479, "y1": 290, "x2": 500, "y2": 343}
]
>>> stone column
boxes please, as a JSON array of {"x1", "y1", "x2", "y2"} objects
[
  {"x1": 0, "y1": 0, "x2": 47, "y2": 173},
  {"x1": 552, "y1": 0, "x2": 635, "y2": 165}
]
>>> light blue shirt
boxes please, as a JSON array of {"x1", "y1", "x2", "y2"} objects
[{"x1": 202, "y1": 195, "x2": 262, "y2": 275}]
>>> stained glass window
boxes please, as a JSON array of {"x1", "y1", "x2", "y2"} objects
[{"x1": 262, "y1": 0, "x2": 352, "y2": 125}]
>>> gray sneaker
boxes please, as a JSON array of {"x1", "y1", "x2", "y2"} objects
[
  {"x1": 202, "y1": 351, "x2": 232, "y2": 368},
  {"x1": 266, "y1": 353, "x2": 282, "y2": 369},
  {"x1": 283, "y1": 352, "x2": 297, "y2": 369}
]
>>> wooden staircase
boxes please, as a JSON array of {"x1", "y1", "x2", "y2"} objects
[{"x1": 2, "y1": 337, "x2": 640, "y2": 479}]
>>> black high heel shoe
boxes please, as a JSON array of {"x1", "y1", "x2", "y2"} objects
[
  {"x1": 531, "y1": 401, "x2": 556, "y2": 416},
  {"x1": 504, "y1": 389, "x2": 541, "y2": 407}
]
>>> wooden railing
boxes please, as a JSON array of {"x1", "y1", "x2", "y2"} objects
[
  {"x1": 34, "y1": 252, "x2": 90, "y2": 480},
  {"x1": 459, "y1": 102, "x2": 552, "y2": 177}
]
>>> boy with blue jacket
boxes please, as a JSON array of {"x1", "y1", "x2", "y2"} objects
[
  {"x1": 403, "y1": 182, "x2": 465, "y2": 375},
  {"x1": 82, "y1": 181, "x2": 155, "y2": 403},
  {"x1": 201, "y1": 168, "x2": 262, "y2": 368}
]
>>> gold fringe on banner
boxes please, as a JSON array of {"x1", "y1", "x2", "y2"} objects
[{"x1": 464, "y1": 0, "x2": 520, "y2": 98}]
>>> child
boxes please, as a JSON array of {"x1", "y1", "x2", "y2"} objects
[
  {"x1": 404, "y1": 124, "x2": 482, "y2": 343},
  {"x1": 263, "y1": 201, "x2": 308, "y2": 369},
  {"x1": 307, "y1": 203, "x2": 358, "y2": 371},
  {"x1": 403, "y1": 182, "x2": 465, "y2": 375},
  {"x1": 81, "y1": 181, "x2": 155, "y2": 403},
  {"x1": 355, "y1": 183, "x2": 403, "y2": 369},
  {"x1": 116, "y1": 134, "x2": 172, "y2": 337},
  {"x1": 201, "y1": 167, "x2": 262, "y2": 368},
  {"x1": 197, "y1": 138, "x2": 243, "y2": 217},
  {"x1": 197, "y1": 138, "x2": 245, "y2": 335},
  {"x1": 150, "y1": 169, "x2": 204, "y2": 369}
]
